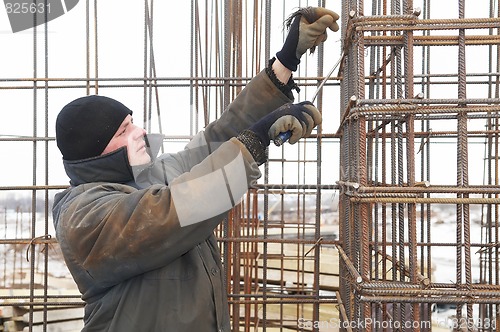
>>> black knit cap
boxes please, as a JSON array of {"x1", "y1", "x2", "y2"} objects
[{"x1": 56, "y1": 95, "x2": 133, "y2": 161}]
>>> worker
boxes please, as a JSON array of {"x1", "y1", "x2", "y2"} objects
[{"x1": 52, "y1": 7, "x2": 339, "y2": 332}]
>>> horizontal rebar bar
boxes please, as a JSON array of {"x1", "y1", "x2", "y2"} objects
[
  {"x1": 351, "y1": 197, "x2": 500, "y2": 204},
  {"x1": 359, "y1": 296, "x2": 500, "y2": 304}
]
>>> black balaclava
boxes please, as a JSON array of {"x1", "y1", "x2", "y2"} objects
[{"x1": 56, "y1": 95, "x2": 133, "y2": 161}]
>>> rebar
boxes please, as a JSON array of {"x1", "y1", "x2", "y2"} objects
[
  {"x1": 2, "y1": 1, "x2": 500, "y2": 331},
  {"x1": 338, "y1": 1, "x2": 500, "y2": 331}
]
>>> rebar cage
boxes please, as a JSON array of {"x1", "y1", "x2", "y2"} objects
[
  {"x1": 1, "y1": 1, "x2": 500, "y2": 332},
  {"x1": 338, "y1": 0, "x2": 500, "y2": 331}
]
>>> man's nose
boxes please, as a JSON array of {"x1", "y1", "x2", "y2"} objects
[{"x1": 132, "y1": 125, "x2": 147, "y2": 138}]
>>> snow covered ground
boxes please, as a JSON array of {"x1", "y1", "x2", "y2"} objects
[{"x1": 0, "y1": 202, "x2": 493, "y2": 330}]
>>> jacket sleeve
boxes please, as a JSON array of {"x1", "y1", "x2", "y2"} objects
[
  {"x1": 55, "y1": 139, "x2": 260, "y2": 289},
  {"x1": 137, "y1": 70, "x2": 293, "y2": 181},
  {"x1": 203, "y1": 69, "x2": 293, "y2": 145}
]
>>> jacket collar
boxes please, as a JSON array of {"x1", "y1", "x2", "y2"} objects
[
  {"x1": 63, "y1": 147, "x2": 134, "y2": 186},
  {"x1": 62, "y1": 133, "x2": 164, "y2": 187}
]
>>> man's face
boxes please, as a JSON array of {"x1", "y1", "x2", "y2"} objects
[{"x1": 101, "y1": 115, "x2": 151, "y2": 166}]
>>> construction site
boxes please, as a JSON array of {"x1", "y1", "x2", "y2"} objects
[{"x1": 1, "y1": 0, "x2": 500, "y2": 331}]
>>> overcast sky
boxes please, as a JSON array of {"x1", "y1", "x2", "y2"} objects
[
  {"x1": 0, "y1": 1, "x2": 345, "y2": 188},
  {"x1": 0, "y1": 0, "x2": 495, "y2": 190}
]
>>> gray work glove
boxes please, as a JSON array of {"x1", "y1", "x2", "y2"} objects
[
  {"x1": 237, "y1": 101, "x2": 322, "y2": 165},
  {"x1": 276, "y1": 7, "x2": 340, "y2": 71}
]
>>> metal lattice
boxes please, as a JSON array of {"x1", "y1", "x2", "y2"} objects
[{"x1": 1, "y1": 1, "x2": 500, "y2": 331}]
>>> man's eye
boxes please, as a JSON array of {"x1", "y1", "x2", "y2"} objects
[{"x1": 119, "y1": 129, "x2": 126, "y2": 136}]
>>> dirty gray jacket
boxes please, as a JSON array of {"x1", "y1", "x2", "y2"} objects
[{"x1": 52, "y1": 69, "x2": 292, "y2": 332}]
